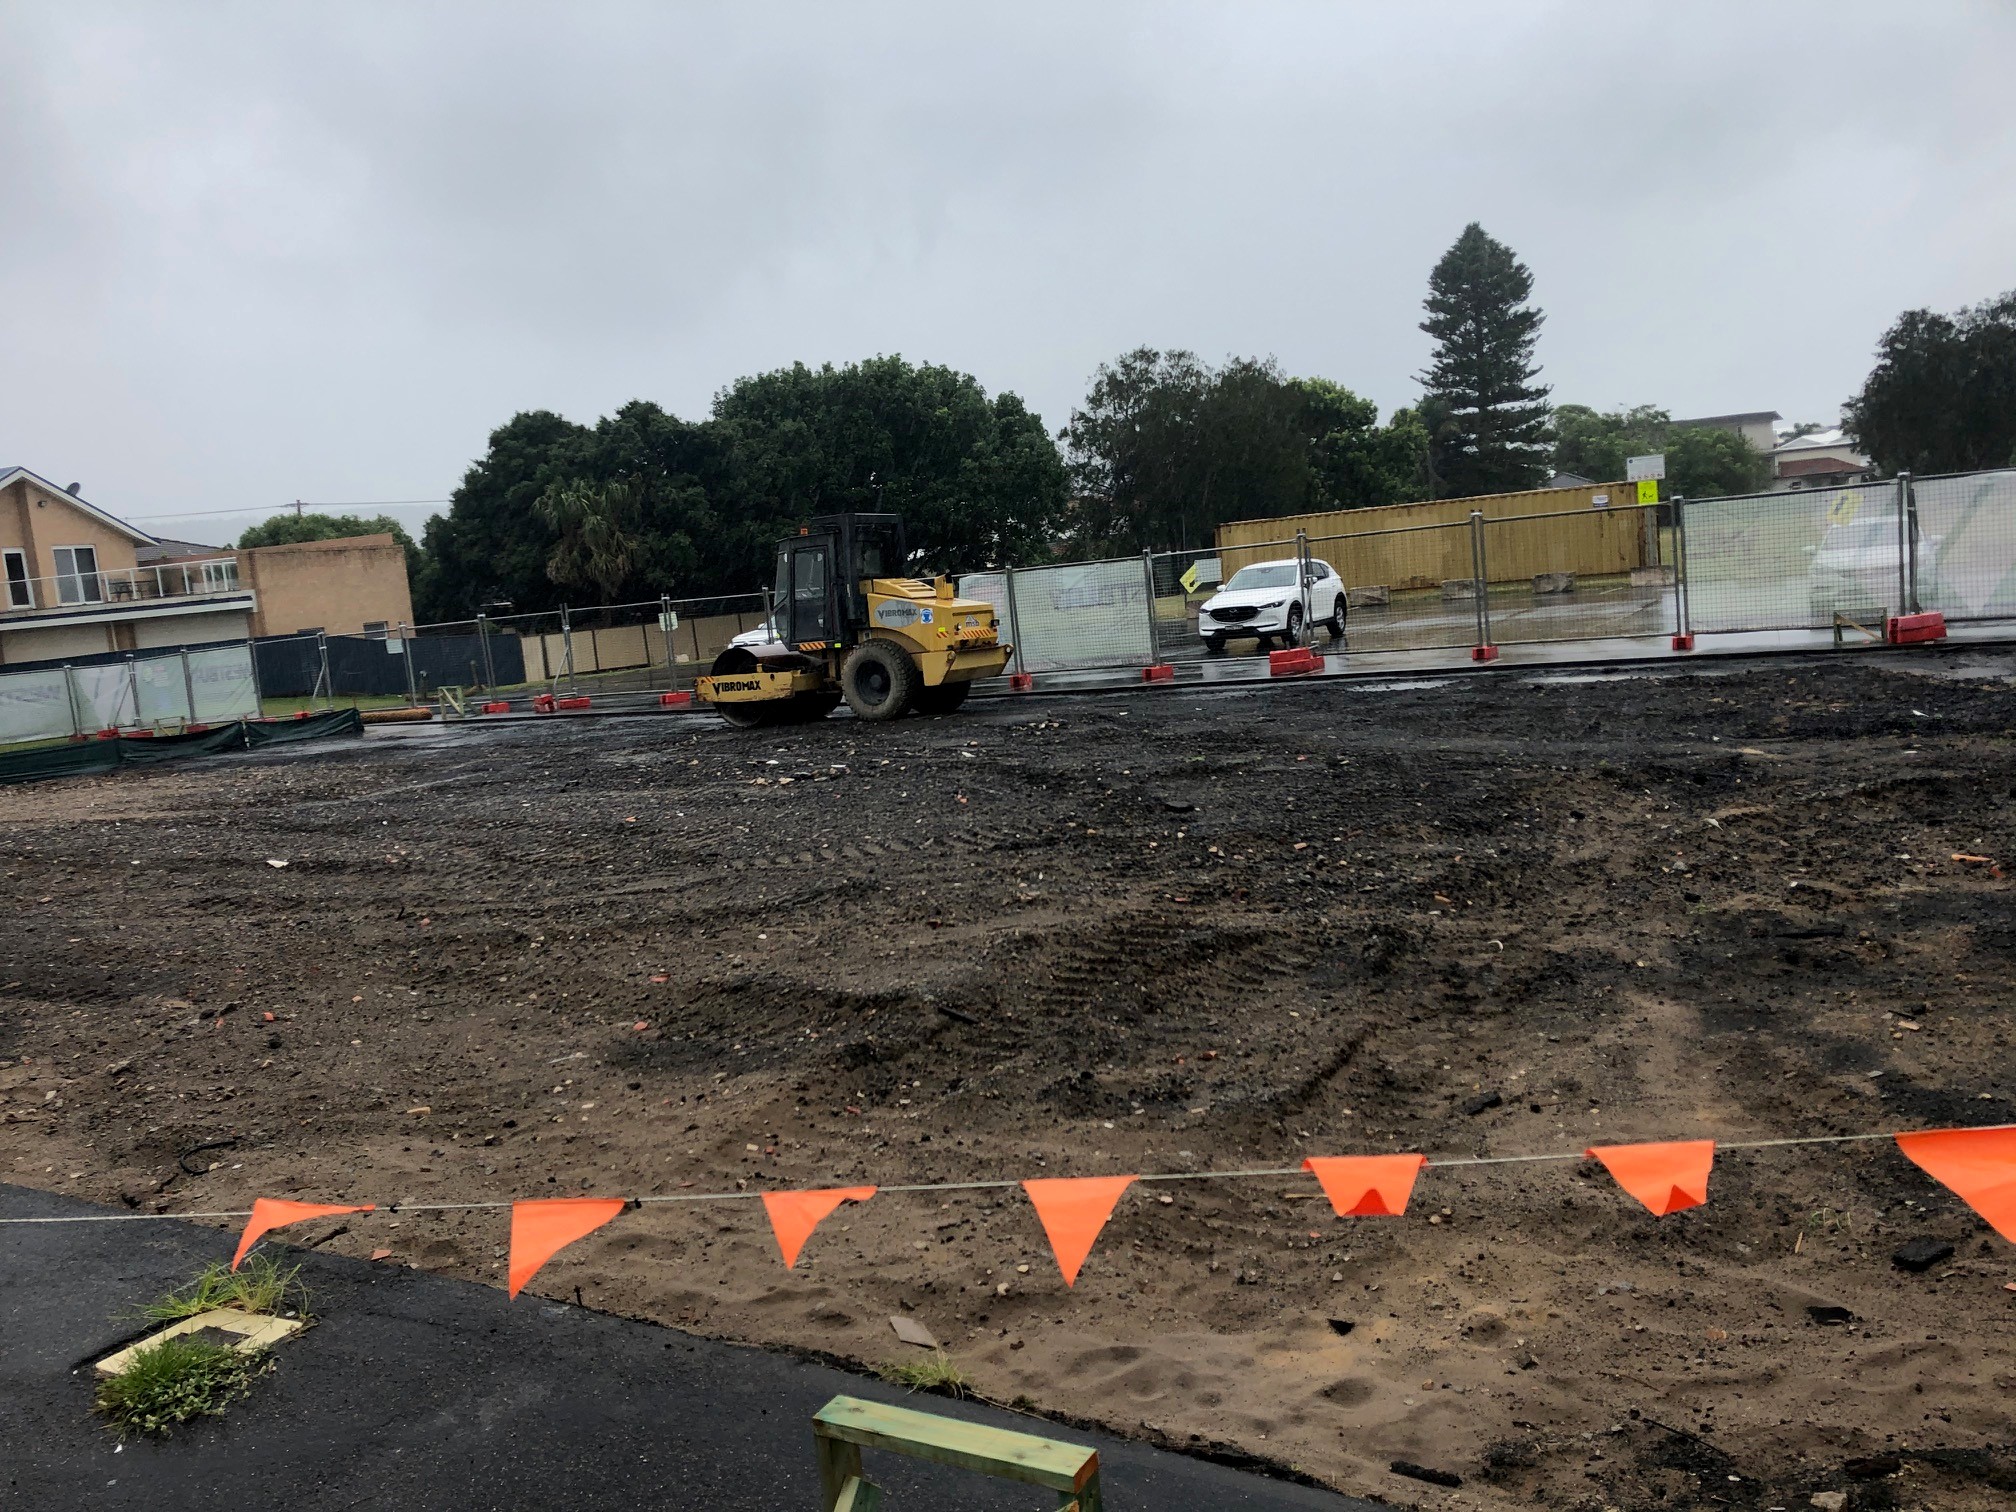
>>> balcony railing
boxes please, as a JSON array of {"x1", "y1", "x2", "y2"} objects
[{"x1": 2, "y1": 558, "x2": 248, "y2": 617}]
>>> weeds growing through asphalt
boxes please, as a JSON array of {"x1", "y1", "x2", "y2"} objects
[
  {"x1": 140, "y1": 1254, "x2": 310, "y2": 1323},
  {"x1": 94, "y1": 1335, "x2": 269, "y2": 1437},
  {"x1": 876, "y1": 1350, "x2": 970, "y2": 1398}
]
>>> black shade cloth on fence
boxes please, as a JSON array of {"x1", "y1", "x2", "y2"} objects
[
  {"x1": 0, "y1": 709, "x2": 365, "y2": 786},
  {"x1": 253, "y1": 631, "x2": 526, "y2": 698}
]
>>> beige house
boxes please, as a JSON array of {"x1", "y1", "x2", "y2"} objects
[
  {"x1": 1, "y1": 467, "x2": 416, "y2": 665},
  {"x1": 1, "y1": 468, "x2": 255, "y2": 665}
]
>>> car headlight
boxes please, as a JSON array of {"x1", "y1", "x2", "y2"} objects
[{"x1": 1259, "y1": 599, "x2": 1285, "y2": 608}]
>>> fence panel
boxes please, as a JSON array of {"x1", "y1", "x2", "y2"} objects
[
  {"x1": 1684, "y1": 482, "x2": 1902, "y2": 633},
  {"x1": 1909, "y1": 469, "x2": 2016, "y2": 623},
  {"x1": 960, "y1": 560, "x2": 1155, "y2": 674},
  {"x1": 72, "y1": 662, "x2": 135, "y2": 730},
  {"x1": 1481, "y1": 504, "x2": 1673, "y2": 647},
  {"x1": 134, "y1": 655, "x2": 195, "y2": 725},
  {"x1": 187, "y1": 644, "x2": 260, "y2": 722},
  {"x1": 0, "y1": 668, "x2": 76, "y2": 744},
  {"x1": 1304, "y1": 520, "x2": 1483, "y2": 654}
]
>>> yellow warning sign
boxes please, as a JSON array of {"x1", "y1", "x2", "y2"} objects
[
  {"x1": 1827, "y1": 488, "x2": 1862, "y2": 526},
  {"x1": 1636, "y1": 479, "x2": 1659, "y2": 505},
  {"x1": 1180, "y1": 561, "x2": 1203, "y2": 594}
]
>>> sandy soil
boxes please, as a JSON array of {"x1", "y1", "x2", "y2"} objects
[{"x1": 4, "y1": 654, "x2": 2015, "y2": 1511}]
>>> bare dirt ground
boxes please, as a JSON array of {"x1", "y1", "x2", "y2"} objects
[{"x1": 4, "y1": 653, "x2": 2015, "y2": 1511}]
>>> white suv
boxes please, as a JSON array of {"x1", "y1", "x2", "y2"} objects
[{"x1": 1198, "y1": 558, "x2": 1347, "y2": 653}]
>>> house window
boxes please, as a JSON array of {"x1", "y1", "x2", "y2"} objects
[
  {"x1": 53, "y1": 546, "x2": 102, "y2": 604},
  {"x1": 3, "y1": 549, "x2": 30, "y2": 609},
  {"x1": 200, "y1": 560, "x2": 240, "y2": 593},
  {"x1": 362, "y1": 621, "x2": 389, "y2": 639}
]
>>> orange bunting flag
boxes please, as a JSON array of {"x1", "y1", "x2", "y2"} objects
[
  {"x1": 761, "y1": 1186, "x2": 878, "y2": 1269},
  {"x1": 232, "y1": 1198, "x2": 375, "y2": 1271},
  {"x1": 1023, "y1": 1175, "x2": 1136, "y2": 1287},
  {"x1": 1587, "y1": 1139, "x2": 1715, "y2": 1216},
  {"x1": 1302, "y1": 1155, "x2": 1427, "y2": 1217},
  {"x1": 508, "y1": 1197, "x2": 627, "y2": 1298},
  {"x1": 1894, "y1": 1126, "x2": 2016, "y2": 1244}
]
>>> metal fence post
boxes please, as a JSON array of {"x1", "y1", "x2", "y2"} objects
[
  {"x1": 658, "y1": 595, "x2": 675, "y2": 690},
  {"x1": 1295, "y1": 530, "x2": 1312, "y2": 645},
  {"x1": 477, "y1": 613, "x2": 497, "y2": 690},
  {"x1": 1469, "y1": 511, "x2": 1492, "y2": 651},
  {"x1": 246, "y1": 635, "x2": 266, "y2": 720},
  {"x1": 1140, "y1": 550, "x2": 1161, "y2": 665},
  {"x1": 399, "y1": 621, "x2": 419, "y2": 705},
  {"x1": 315, "y1": 632, "x2": 332, "y2": 709},
  {"x1": 62, "y1": 663, "x2": 83, "y2": 739},
  {"x1": 181, "y1": 649, "x2": 198, "y2": 724},
  {"x1": 1900, "y1": 471, "x2": 1919, "y2": 615},
  {"x1": 1003, "y1": 567, "x2": 1027, "y2": 677},
  {"x1": 559, "y1": 605, "x2": 576, "y2": 694},
  {"x1": 1673, "y1": 496, "x2": 1691, "y2": 641},
  {"x1": 125, "y1": 653, "x2": 140, "y2": 733}
]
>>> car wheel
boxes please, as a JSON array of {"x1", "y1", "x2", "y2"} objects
[
  {"x1": 1280, "y1": 603, "x2": 1303, "y2": 647},
  {"x1": 1202, "y1": 636, "x2": 1226, "y2": 655},
  {"x1": 1327, "y1": 595, "x2": 1347, "y2": 639}
]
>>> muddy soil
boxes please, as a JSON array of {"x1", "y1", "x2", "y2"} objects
[{"x1": 4, "y1": 654, "x2": 2015, "y2": 1511}]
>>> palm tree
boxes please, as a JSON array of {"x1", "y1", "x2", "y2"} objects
[{"x1": 537, "y1": 479, "x2": 642, "y2": 603}]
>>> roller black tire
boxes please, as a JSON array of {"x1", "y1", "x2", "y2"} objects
[
  {"x1": 840, "y1": 638, "x2": 920, "y2": 721},
  {"x1": 715, "y1": 700, "x2": 770, "y2": 729},
  {"x1": 1327, "y1": 594, "x2": 1347, "y2": 640},
  {"x1": 913, "y1": 680, "x2": 972, "y2": 715},
  {"x1": 777, "y1": 692, "x2": 841, "y2": 724}
]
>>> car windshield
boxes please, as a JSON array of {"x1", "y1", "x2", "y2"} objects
[
  {"x1": 1224, "y1": 564, "x2": 1296, "y2": 590},
  {"x1": 1823, "y1": 517, "x2": 1895, "y2": 551}
]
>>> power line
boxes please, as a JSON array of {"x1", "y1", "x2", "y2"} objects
[{"x1": 120, "y1": 500, "x2": 452, "y2": 523}]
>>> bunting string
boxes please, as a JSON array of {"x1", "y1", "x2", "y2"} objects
[{"x1": 0, "y1": 1123, "x2": 2001, "y2": 1229}]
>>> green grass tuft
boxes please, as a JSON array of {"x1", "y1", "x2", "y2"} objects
[
  {"x1": 94, "y1": 1335, "x2": 267, "y2": 1437},
  {"x1": 140, "y1": 1254, "x2": 310, "y2": 1324},
  {"x1": 875, "y1": 1350, "x2": 970, "y2": 1399}
]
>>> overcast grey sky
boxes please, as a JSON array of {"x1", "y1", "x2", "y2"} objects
[{"x1": 4, "y1": 1, "x2": 2013, "y2": 546}]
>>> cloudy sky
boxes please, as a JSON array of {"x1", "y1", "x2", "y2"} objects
[{"x1": 3, "y1": 2, "x2": 2013, "y2": 546}]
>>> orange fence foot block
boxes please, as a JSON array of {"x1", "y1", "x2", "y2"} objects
[
  {"x1": 1886, "y1": 611, "x2": 1947, "y2": 645},
  {"x1": 1671, "y1": 633, "x2": 1694, "y2": 652},
  {"x1": 1268, "y1": 648, "x2": 1319, "y2": 677},
  {"x1": 659, "y1": 691, "x2": 693, "y2": 708},
  {"x1": 1141, "y1": 664, "x2": 1174, "y2": 683},
  {"x1": 1008, "y1": 672, "x2": 1035, "y2": 692},
  {"x1": 1471, "y1": 645, "x2": 1500, "y2": 663},
  {"x1": 481, "y1": 701, "x2": 510, "y2": 714},
  {"x1": 556, "y1": 695, "x2": 592, "y2": 711},
  {"x1": 532, "y1": 693, "x2": 556, "y2": 713}
]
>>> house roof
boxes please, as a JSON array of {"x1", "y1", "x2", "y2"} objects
[
  {"x1": 1670, "y1": 411, "x2": 1783, "y2": 429},
  {"x1": 137, "y1": 537, "x2": 225, "y2": 564},
  {"x1": 1779, "y1": 455, "x2": 1873, "y2": 478},
  {"x1": 0, "y1": 467, "x2": 156, "y2": 546},
  {"x1": 1773, "y1": 427, "x2": 1857, "y2": 453}
]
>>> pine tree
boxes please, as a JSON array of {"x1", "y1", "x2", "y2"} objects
[{"x1": 1417, "y1": 223, "x2": 1552, "y2": 497}]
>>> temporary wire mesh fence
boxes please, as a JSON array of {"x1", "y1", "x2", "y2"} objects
[
  {"x1": 1478, "y1": 504, "x2": 1674, "y2": 647},
  {"x1": 0, "y1": 642, "x2": 261, "y2": 745},
  {"x1": 1908, "y1": 469, "x2": 2016, "y2": 624},
  {"x1": 959, "y1": 560, "x2": 1157, "y2": 674}
]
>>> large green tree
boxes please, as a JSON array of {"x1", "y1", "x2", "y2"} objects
[
  {"x1": 1845, "y1": 290, "x2": 2016, "y2": 475},
  {"x1": 1417, "y1": 223, "x2": 1552, "y2": 497},
  {"x1": 238, "y1": 511, "x2": 431, "y2": 605},
  {"x1": 1549, "y1": 404, "x2": 1771, "y2": 498},
  {"x1": 1061, "y1": 349, "x2": 1424, "y2": 554},
  {"x1": 416, "y1": 359, "x2": 1064, "y2": 619},
  {"x1": 420, "y1": 410, "x2": 590, "y2": 619},
  {"x1": 711, "y1": 355, "x2": 1067, "y2": 581}
]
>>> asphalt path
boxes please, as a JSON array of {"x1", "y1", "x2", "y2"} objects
[{"x1": 1, "y1": 1184, "x2": 1388, "y2": 1511}]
